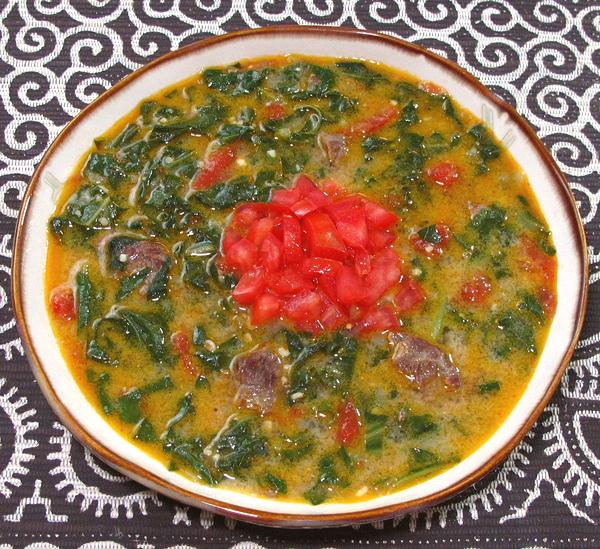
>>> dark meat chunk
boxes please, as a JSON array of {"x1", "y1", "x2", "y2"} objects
[
  {"x1": 318, "y1": 132, "x2": 347, "y2": 166},
  {"x1": 231, "y1": 350, "x2": 281, "y2": 414},
  {"x1": 391, "y1": 333, "x2": 460, "y2": 389},
  {"x1": 121, "y1": 240, "x2": 169, "y2": 293}
]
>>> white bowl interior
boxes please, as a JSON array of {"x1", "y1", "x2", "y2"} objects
[{"x1": 19, "y1": 30, "x2": 584, "y2": 519}]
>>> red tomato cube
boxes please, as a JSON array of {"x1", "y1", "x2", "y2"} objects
[
  {"x1": 364, "y1": 200, "x2": 398, "y2": 229},
  {"x1": 247, "y1": 217, "x2": 274, "y2": 246},
  {"x1": 303, "y1": 211, "x2": 347, "y2": 260},
  {"x1": 282, "y1": 290, "x2": 323, "y2": 322},
  {"x1": 282, "y1": 214, "x2": 304, "y2": 264},
  {"x1": 336, "y1": 266, "x2": 367, "y2": 305},
  {"x1": 362, "y1": 248, "x2": 402, "y2": 305},
  {"x1": 354, "y1": 304, "x2": 400, "y2": 334},
  {"x1": 232, "y1": 267, "x2": 266, "y2": 305},
  {"x1": 259, "y1": 233, "x2": 283, "y2": 272},
  {"x1": 251, "y1": 293, "x2": 281, "y2": 324},
  {"x1": 394, "y1": 276, "x2": 426, "y2": 313},
  {"x1": 225, "y1": 238, "x2": 258, "y2": 272}
]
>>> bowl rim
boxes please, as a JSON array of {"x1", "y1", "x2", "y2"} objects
[{"x1": 11, "y1": 25, "x2": 589, "y2": 527}]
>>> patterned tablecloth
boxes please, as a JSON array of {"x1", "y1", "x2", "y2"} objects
[{"x1": 1, "y1": 1, "x2": 599, "y2": 547}]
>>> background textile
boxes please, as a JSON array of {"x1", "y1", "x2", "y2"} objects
[{"x1": 0, "y1": 1, "x2": 599, "y2": 547}]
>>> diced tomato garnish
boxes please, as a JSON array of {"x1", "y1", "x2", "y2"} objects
[
  {"x1": 251, "y1": 293, "x2": 281, "y2": 324},
  {"x1": 394, "y1": 276, "x2": 426, "y2": 313},
  {"x1": 329, "y1": 197, "x2": 369, "y2": 249},
  {"x1": 222, "y1": 227, "x2": 241, "y2": 254},
  {"x1": 302, "y1": 257, "x2": 343, "y2": 277},
  {"x1": 265, "y1": 101, "x2": 286, "y2": 120},
  {"x1": 172, "y1": 331, "x2": 196, "y2": 375},
  {"x1": 336, "y1": 266, "x2": 367, "y2": 305},
  {"x1": 281, "y1": 214, "x2": 304, "y2": 264},
  {"x1": 336, "y1": 400, "x2": 361, "y2": 447},
  {"x1": 319, "y1": 292, "x2": 348, "y2": 330},
  {"x1": 225, "y1": 238, "x2": 258, "y2": 272},
  {"x1": 295, "y1": 174, "x2": 319, "y2": 195},
  {"x1": 219, "y1": 173, "x2": 418, "y2": 334},
  {"x1": 368, "y1": 227, "x2": 396, "y2": 251},
  {"x1": 192, "y1": 145, "x2": 236, "y2": 190},
  {"x1": 419, "y1": 81, "x2": 446, "y2": 95},
  {"x1": 427, "y1": 162, "x2": 460, "y2": 188},
  {"x1": 259, "y1": 233, "x2": 283, "y2": 272},
  {"x1": 172, "y1": 330, "x2": 190, "y2": 355},
  {"x1": 290, "y1": 197, "x2": 320, "y2": 218},
  {"x1": 247, "y1": 217, "x2": 274, "y2": 246},
  {"x1": 343, "y1": 105, "x2": 400, "y2": 138},
  {"x1": 410, "y1": 224, "x2": 451, "y2": 258},
  {"x1": 362, "y1": 248, "x2": 402, "y2": 305},
  {"x1": 321, "y1": 178, "x2": 346, "y2": 200},
  {"x1": 364, "y1": 200, "x2": 398, "y2": 229},
  {"x1": 354, "y1": 304, "x2": 400, "y2": 334},
  {"x1": 352, "y1": 246, "x2": 371, "y2": 276},
  {"x1": 271, "y1": 187, "x2": 301, "y2": 208},
  {"x1": 282, "y1": 290, "x2": 323, "y2": 322},
  {"x1": 268, "y1": 267, "x2": 312, "y2": 296},
  {"x1": 50, "y1": 285, "x2": 75, "y2": 321},
  {"x1": 539, "y1": 287, "x2": 556, "y2": 315},
  {"x1": 303, "y1": 211, "x2": 347, "y2": 260},
  {"x1": 460, "y1": 273, "x2": 492, "y2": 304},
  {"x1": 232, "y1": 266, "x2": 266, "y2": 305},
  {"x1": 521, "y1": 236, "x2": 557, "y2": 284}
]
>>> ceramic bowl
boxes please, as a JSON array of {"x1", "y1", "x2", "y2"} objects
[{"x1": 12, "y1": 26, "x2": 588, "y2": 527}]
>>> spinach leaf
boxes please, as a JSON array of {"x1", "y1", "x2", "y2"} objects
[
  {"x1": 166, "y1": 392, "x2": 194, "y2": 429},
  {"x1": 194, "y1": 172, "x2": 278, "y2": 209},
  {"x1": 264, "y1": 106, "x2": 323, "y2": 142},
  {"x1": 116, "y1": 268, "x2": 150, "y2": 301},
  {"x1": 487, "y1": 310, "x2": 536, "y2": 358},
  {"x1": 276, "y1": 431, "x2": 314, "y2": 462},
  {"x1": 204, "y1": 67, "x2": 264, "y2": 96},
  {"x1": 195, "y1": 335, "x2": 241, "y2": 371},
  {"x1": 470, "y1": 205, "x2": 507, "y2": 237},
  {"x1": 399, "y1": 100, "x2": 419, "y2": 127},
  {"x1": 86, "y1": 339, "x2": 111, "y2": 364},
  {"x1": 217, "y1": 123, "x2": 253, "y2": 144},
  {"x1": 116, "y1": 308, "x2": 171, "y2": 363},
  {"x1": 59, "y1": 185, "x2": 120, "y2": 230},
  {"x1": 76, "y1": 267, "x2": 95, "y2": 332},
  {"x1": 304, "y1": 454, "x2": 347, "y2": 505},
  {"x1": 518, "y1": 291, "x2": 544, "y2": 319},
  {"x1": 163, "y1": 432, "x2": 216, "y2": 485},
  {"x1": 209, "y1": 418, "x2": 267, "y2": 474},
  {"x1": 440, "y1": 95, "x2": 462, "y2": 126},
  {"x1": 336, "y1": 61, "x2": 387, "y2": 87},
  {"x1": 417, "y1": 224, "x2": 442, "y2": 244},
  {"x1": 405, "y1": 413, "x2": 437, "y2": 436},
  {"x1": 479, "y1": 380, "x2": 501, "y2": 394},
  {"x1": 146, "y1": 258, "x2": 171, "y2": 302},
  {"x1": 93, "y1": 371, "x2": 113, "y2": 415},
  {"x1": 468, "y1": 124, "x2": 501, "y2": 173},
  {"x1": 116, "y1": 389, "x2": 142, "y2": 423},
  {"x1": 365, "y1": 412, "x2": 387, "y2": 452},
  {"x1": 109, "y1": 123, "x2": 138, "y2": 149},
  {"x1": 140, "y1": 375, "x2": 174, "y2": 394},
  {"x1": 134, "y1": 418, "x2": 157, "y2": 442},
  {"x1": 260, "y1": 472, "x2": 287, "y2": 495},
  {"x1": 390, "y1": 132, "x2": 428, "y2": 207},
  {"x1": 271, "y1": 63, "x2": 335, "y2": 99},
  {"x1": 84, "y1": 153, "x2": 127, "y2": 187},
  {"x1": 362, "y1": 136, "x2": 389, "y2": 160},
  {"x1": 327, "y1": 91, "x2": 357, "y2": 114},
  {"x1": 119, "y1": 140, "x2": 150, "y2": 173}
]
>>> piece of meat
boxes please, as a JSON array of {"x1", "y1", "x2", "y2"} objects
[
  {"x1": 390, "y1": 332, "x2": 460, "y2": 389},
  {"x1": 231, "y1": 350, "x2": 281, "y2": 414},
  {"x1": 121, "y1": 240, "x2": 169, "y2": 293},
  {"x1": 318, "y1": 132, "x2": 347, "y2": 166}
]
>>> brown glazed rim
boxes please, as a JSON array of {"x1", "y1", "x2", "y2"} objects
[{"x1": 12, "y1": 26, "x2": 589, "y2": 528}]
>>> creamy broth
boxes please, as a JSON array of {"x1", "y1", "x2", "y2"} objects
[{"x1": 46, "y1": 55, "x2": 557, "y2": 504}]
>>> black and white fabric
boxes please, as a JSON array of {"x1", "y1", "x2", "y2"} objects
[{"x1": 0, "y1": 1, "x2": 598, "y2": 547}]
